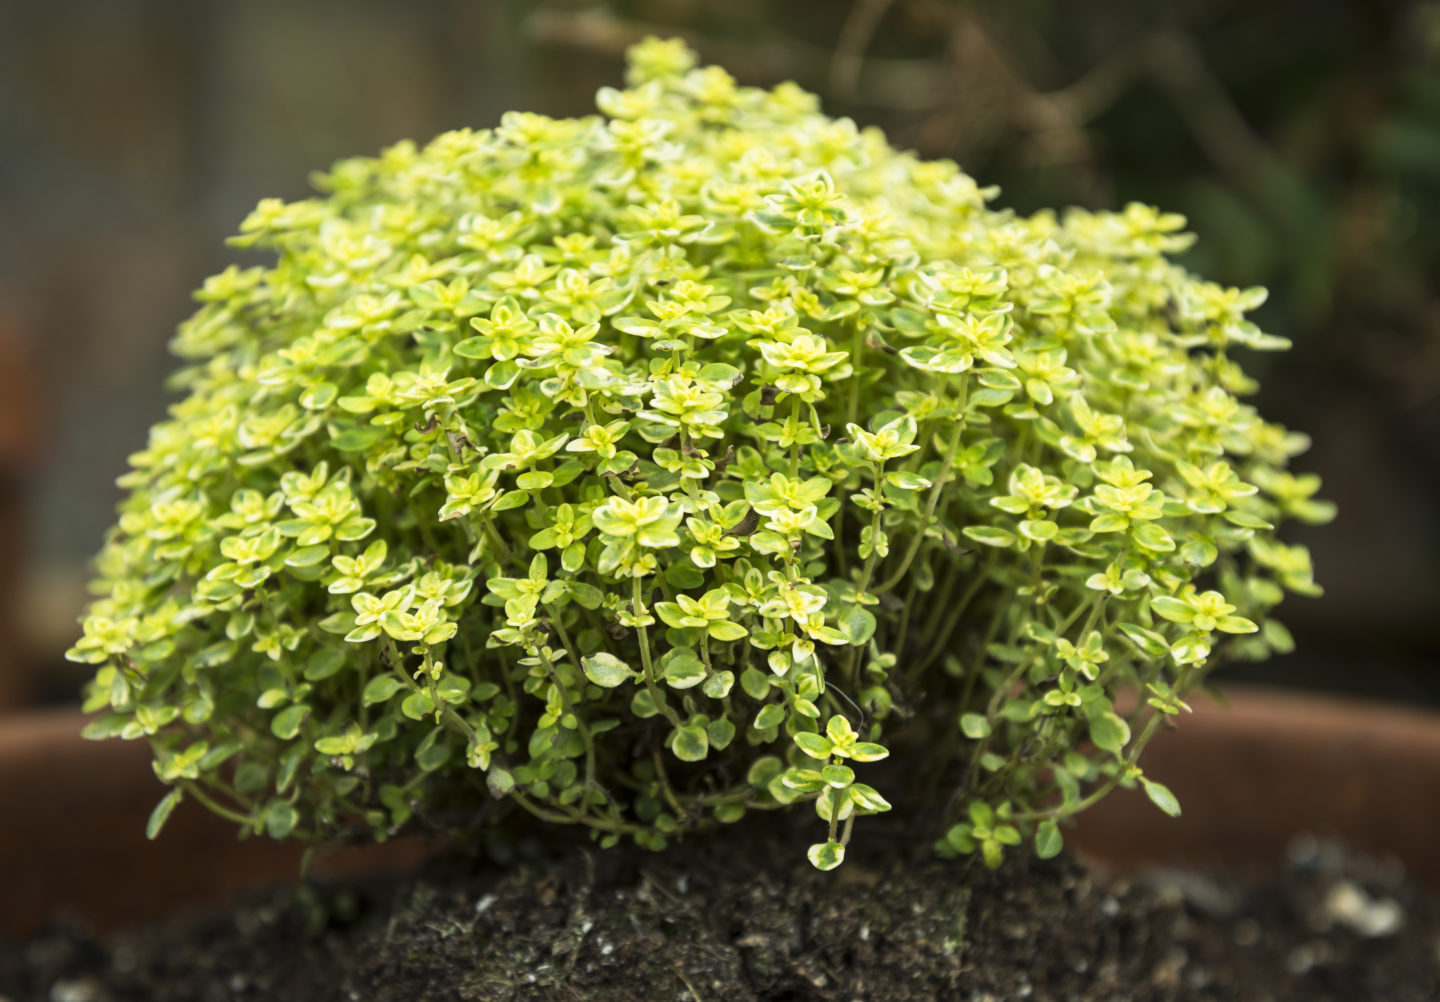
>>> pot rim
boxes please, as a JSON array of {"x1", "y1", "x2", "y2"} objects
[{"x1": 2, "y1": 684, "x2": 1437, "y2": 937}]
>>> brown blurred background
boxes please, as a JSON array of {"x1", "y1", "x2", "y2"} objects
[{"x1": 0, "y1": 0, "x2": 1436, "y2": 712}]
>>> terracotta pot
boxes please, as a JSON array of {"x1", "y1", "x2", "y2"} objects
[
  {"x1": 0, "y1": 308, "x2": 38, "y2": 711},
  {"x1": 3, "y1": 686, "x2": 1437, "y2": 939},
  {"x1": 0, "y1": 709, "x2": 436, "y2": 939},
  {"x1": 1070, "y1": 685, "x2": 1440, "y2": 887}
]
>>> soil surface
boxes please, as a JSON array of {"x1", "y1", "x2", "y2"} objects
[{"x1": 3, "y1": 822, "x2": 1438, "y2": 1002}]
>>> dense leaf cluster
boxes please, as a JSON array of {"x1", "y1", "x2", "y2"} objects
[{"x1": 69, "y1": 39, "x2": 1330, "y2": 869}]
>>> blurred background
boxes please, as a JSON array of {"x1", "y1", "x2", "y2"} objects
[{"x1": 0, "y1": 0, "x2": 1436, "y2": 711}]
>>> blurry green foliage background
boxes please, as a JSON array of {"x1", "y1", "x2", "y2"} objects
[{"x1": 0, "y1": 0, "x2": 1436, "y2": 704}]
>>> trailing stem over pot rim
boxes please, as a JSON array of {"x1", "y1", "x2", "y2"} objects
[{"x1": 68, "y1": 38, "x2": 1332, "y2": 871}]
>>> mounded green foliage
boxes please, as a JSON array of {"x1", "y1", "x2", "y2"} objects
[{"x1": 70, "y1": 39, "x2": 1330, "y2": 868}]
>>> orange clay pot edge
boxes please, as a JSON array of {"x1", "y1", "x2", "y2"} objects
[{"x1": 2, "y1": 686, "x2": 1438, "y2": 937}]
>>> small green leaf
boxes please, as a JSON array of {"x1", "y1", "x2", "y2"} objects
[
  {"x1": 671, "y1": 722, "x2": 709, "y2": 762},
  {"x1": 702, "y1": 670, "x2": 735, "y2": 699},
  {"x1": 1019, "y1": 518, "x2": 1058, "y2": 542},
  {"x1": 1118, "y1": 622, "x2": 1170, "y2": 657},
  {"x1": 1224, "y1": 509, "x2": 1273, "y2": 530},
  {"x1": 1170, "y1": 633, "x2": 1211, "y2": 665},
  {"x1": 1088, "y1": 711, "x2": 1130, "y2": 753},
  {"x1": 303, "y1": 646, "x2": 348, "y2": 681},
  {"x1": 848, "y1": 782, "x2": 891, "y2": 813},
  {"x1": 401, "y1": 691, "x2": 436, "y2": 720},
  {"x1": 885, "y1": 470, "x2": 931, "y2": 491},
  {"x1": 416, "y1": 738, "x2": 453, "y2": 772},
  {"x1": 959, "y1": 713, "x2": 992, "y2": 739},
  {"x1": 197, "y1": 741, "x2": 243, "y2": 771},
  {"x1": 707, "y1": 620, "x2": 748, "y2": 642},
  {"x1": 746, "y1": 756, "x2": 784, "y2": 788},
  {"x1": 753, "y1": 703, "x2": 785, "y2": 730},
  {"x1": 1216, "y1": 615, "x2": 1258, "y2": 634},
  {"x1": 944, "y1": 823, "x2": 977, "y2": 854},
  {"x1": 793, "y1": 731, "x2": 833, "y2": 759},
  {"x1": 264, "y1": 799, "x2": 298, "y2": 839},
  {"x1": 841, "y1": 606, "x2": 877, "y2": 645},
  {"x1": 364, "y1": 676, "x2": 406, "y2": 705},
  {"x1": 314, "y1": 735, "x2": 351, "y2": 756},
  {"x1": 1149, "y1": 596, "x2": 1194, "y2": 623},
  {"x1": 807, "y1": 840, "x2": 845, "y2": 871},
  {"x1": 452, "y1": 336, "x2": 489, "y2": 359},
  {"x1": 330, "y1": 426, "x2": 383, "y2": 452},
  {"x1": 1180, "y1": 535, "x2": 1219, "y2": 567},
  {"x1": 713, "y1": 801, "x2": 746, "y2": 823},
  {"x1": 1034, "y1": 820, "x2": 1063, "y2": 859},
  {"x1": 567, "y1": 581, "x2": 604, "y2": 609},
  {"x1": 661, "y1": 648, "x2": 706, "y2": 689},
  {"x1": 1141, "y1": 777, "x2": 1181, "y2": 817},
  {"x1": 285, "y1": 544, "x2": 331, "y2": 568},
  {"x1": 964, "y1": 525, "x2": 1016, "y2": 548},
  {"x1": 630, "y1": 687, "x2": 662, "y2": 719},
  {"x1": 981, "y1": 838, "x2": 1005, "y2": 869},
  {"x1": 270, "y1": 703, "x2": 310, "y2": 740},
  {"x1": 1132, "y1": 523, "x2": 1175, "y2": 552},
  {"x1": 146, "y1": 789, "x2": 183, "y2": 840},
  {"x1": 487, "y1": 767, "x2": 515, "y2": 798},
  {"x1": 583, "y1": 652, "x2": 636, "y2": 688},
  {"x1": 492, "y1": 490, "x2": 530, "y2": 511},
  {"x1": 707, "y1": 715, "x2": 736, "y2": 750},
  {"x1": 849, "y1": 741, "x2": 889, "y2": 762},
  {"x1": 1089, "y1": 513, "x2": 1129, "y2": 534},
  {"x1": 82, "y1": 714, "x2": 130, "y2": 740},
  {"x1": 741, "y1": 667, "x2": 771, "y2": 701}
]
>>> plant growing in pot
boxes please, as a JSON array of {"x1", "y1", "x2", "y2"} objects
[{"x1": 50, "y1": 37, "x2": 1420, "y2": 1000}]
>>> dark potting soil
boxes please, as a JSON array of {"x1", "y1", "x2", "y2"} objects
[{"x1": 3, "y1": 826, "x2": 1438, "y2": 1002}]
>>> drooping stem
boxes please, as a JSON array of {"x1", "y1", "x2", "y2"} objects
[
  {"x1": 914, "y1": 548, "x2": 997, "y2": 684},
  {"x1": 789, "y1": 395, "x2": 802, "y2": 478},
  {"x1": 1012, "y1": 663, "x2": 1196, "y2": 824},
  {"x1": 874, "y1": 375, "x2": 969, "y2": 595},
  {"x1": 633, "y1": 576, "x2": 680, "y2": 726},
  {"x1": 180, "y1": 779, "x2": 256, "y2": 830},
  {"x1": 854, "y1": 459, "x2": 887, "y2": 597},
  {"x1": 536, "y1": 645, "x2": 598, "y2": 793}
]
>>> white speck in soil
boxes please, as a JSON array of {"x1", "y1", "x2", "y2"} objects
[
  {"x1": 49, "y1": 977, "x2": 110, "y2": 1002},
  {"x1": 1323, "y1": 880, "x2": 1404, "y2": 937},
  {"x1": 1146, "y1": 869, "x2": 1238, "y2": 918},
  {"x1": 1285, "y1": 940, "x2": 1334, "y2": 975},
  {"x1": 474, "y1": 893, "x2": 498, "y2": 916}
]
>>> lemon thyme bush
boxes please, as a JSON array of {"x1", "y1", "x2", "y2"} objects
[{"x1": 69, "y1": 39, "x2": 1331, "y2": 871}]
